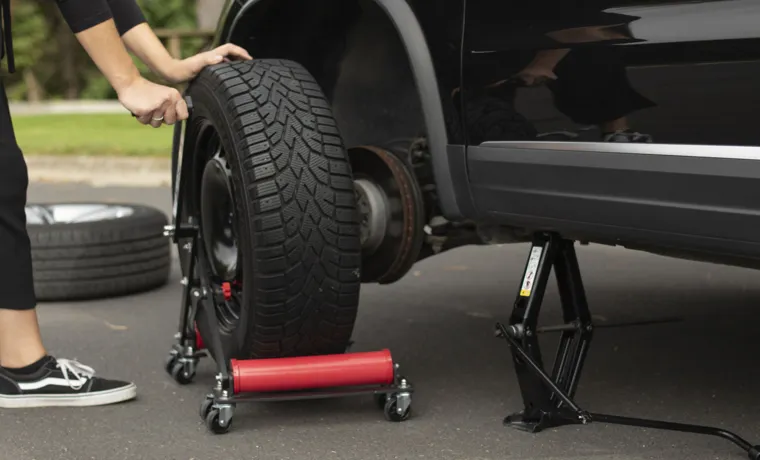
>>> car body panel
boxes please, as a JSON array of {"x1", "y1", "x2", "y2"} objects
[
  {"x1": 190, "y1": 0, "x2": 760, "y2": 269},
  {"x1": 460, "y1": 0, "x2": 760, "y2": 146},
  {"x1": 458, "y1": 0, "x2": 760, "y2": 265},
  {"x1": 468, "y1": 142, "x2": 760, "y2": 267}
]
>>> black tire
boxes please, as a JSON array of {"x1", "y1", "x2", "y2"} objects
[
  {"x1": 180, "y1": 59, "x2": 362, "y2": 360},
  {"x1": 383, "y1": 395, "x2": 412, "y2": 422},
  {"x1": 27, "y1": 203, "x2": 172, "y2": 301}
]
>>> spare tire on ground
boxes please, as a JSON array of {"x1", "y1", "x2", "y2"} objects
[{"x1": 26, "y1": 203, "x2": 172, "y2": 301}]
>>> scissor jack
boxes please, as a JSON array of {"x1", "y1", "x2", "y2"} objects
[{"x1": 497, "y1": 232, "x2": 760, "y2": 459}]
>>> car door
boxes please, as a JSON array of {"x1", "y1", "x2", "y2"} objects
[{"x1": 458, "y1": 0, "x2": 760, "y2": 265}]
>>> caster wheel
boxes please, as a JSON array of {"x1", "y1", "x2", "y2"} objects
[
  {"x1": 373, "y1": 393, "x2": 387, "y2": 409},
  {"x1": 199, "y1": 398, "x2": 214, "y2": 421},
  {"x1": 383, "y1": 395, "x2": 411, "y2": 422},
  {"x1": 170, "y1": 361, "x2": 195, "y2": 385},
  {"x1": 164, "y1": 353, "x2": 177, "y2": 375},
  {"x1": 205, "y1": 409, "x2": 232, "y2": 434}
]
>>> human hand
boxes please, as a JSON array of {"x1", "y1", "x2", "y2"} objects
[
  {"x1": 162, "y1": 43, "x2": 253, "y2": 84},
  {"x1": 117, "y1": 77, "x2": 189, "y2": 128},
  {"x1": 512, "y1": 66, "x2": 557, "y2": 87}
]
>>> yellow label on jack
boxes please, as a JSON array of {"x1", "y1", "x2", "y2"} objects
[{"x1": 519, "y1": 246, "x2": 543, "y2": 297}]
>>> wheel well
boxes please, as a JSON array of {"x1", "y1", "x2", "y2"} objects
[
  {"x1": 218, "y1": 0, "x2": 478, "y2": 284},
  {"x1": 227, "y1": 0, "x2": 426, "y2": 150}
]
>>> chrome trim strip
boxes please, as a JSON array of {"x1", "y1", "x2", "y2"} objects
[{"x1": 479, "y1": 141, "x2": 760, "y2": 161}]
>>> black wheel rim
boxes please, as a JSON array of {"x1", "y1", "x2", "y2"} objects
[{"x1": 194, "y1": 120, "x2": 244, "y2": 333}]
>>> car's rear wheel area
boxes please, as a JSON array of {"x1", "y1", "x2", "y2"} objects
[{"x1": 180, "y1": 59, "x2": 362, "y2": 360}]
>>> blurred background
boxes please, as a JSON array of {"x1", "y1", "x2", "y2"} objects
[{"x1": 6, "y1": 0, "x2": 226, "y2": 158}]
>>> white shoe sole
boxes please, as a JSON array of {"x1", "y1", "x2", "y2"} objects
[{"x1": 0, "y1": 383, "x2": 137, "y2": 408}]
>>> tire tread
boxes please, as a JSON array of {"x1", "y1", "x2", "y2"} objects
[
  {"x1": 194, "y1": 59, "x2": 361, "y2": 357},
  {"x1": 27, "y1": 204, "x2": 171, "y2": 301}
]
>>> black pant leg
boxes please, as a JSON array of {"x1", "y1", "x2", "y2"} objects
[{"x1": 0, "y1": 78, "x2": 36, "y2": 311}]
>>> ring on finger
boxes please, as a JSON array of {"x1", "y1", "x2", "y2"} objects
[{"x1": 152, "y1": 116, "x2": 164, "y2": 122}]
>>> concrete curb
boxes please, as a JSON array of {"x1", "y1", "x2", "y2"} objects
[
  {"x1": 10, "y1": 100, "x2": 128, "y2": 116},
  {"x1": 15, "y1": 102, "x2": 174, "y2": 187},
  {"x1": 26, "y1": 155, "x2": 172, "y2": 188}
]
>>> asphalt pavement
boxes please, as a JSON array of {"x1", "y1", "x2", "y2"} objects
[{"x1": 2, "y1": 182, "x2": 760, "y2": 460}]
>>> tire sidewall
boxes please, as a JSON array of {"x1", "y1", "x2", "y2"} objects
[
  {"x1": 26, "y1": 203, "x2": 167, "y2": 238},
  {"x1": 26, "y1": 202, "x2": 171, "y2": 301},
  {"x1": 180, "y1": 59, "x2": 362, "y2": 361},
  {"x1": 183, "y1": 72, "x2": 257, "y2": 360}
]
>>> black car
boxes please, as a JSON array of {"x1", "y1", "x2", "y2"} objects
[{"x1": 165, "y1": 0, "x2": 760, "y2": 453}]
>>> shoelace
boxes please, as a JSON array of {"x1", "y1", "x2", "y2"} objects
[{"x1": 55, "y1": 359, "x2": 96, "y2": 390}]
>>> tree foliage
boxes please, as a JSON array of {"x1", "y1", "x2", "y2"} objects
[{"x1": 4, "y1": 0, "x2": 201, "y2": 101}]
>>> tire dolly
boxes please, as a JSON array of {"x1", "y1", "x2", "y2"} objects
[
  {"x1": 160, "y1": 98, "x2": 414, "y2": 434},
  {"x1": 497, "y1": 232, "x2": 760, "y2": 459}
]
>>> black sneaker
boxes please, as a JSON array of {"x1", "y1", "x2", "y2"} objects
[{"x1": 0, "y1": 356, "x2": 136, "y2": 408}]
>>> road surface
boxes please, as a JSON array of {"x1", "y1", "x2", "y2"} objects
[{"x1": 1, "y1": 182, "x2": 759, "y2": 460}]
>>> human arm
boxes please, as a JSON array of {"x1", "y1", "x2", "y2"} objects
[
  {"x1": 511, "y1": 49, "x2": 571, "y2": 86},
  {"x1": 54, "y1": 0, "x2": 187, "y2": 126},
  {"x1": 89, "y1": 0, "x2": 251, "y2": 83},
  {"x1": 74, "y1": 20, "x2": 188, "y2": 125},
  {"x1": 60, "y1": 0, "x2": 251, "y2": 84},
  {"x1": 121, "y1": 23, "x2": 253, "y2": 84}
]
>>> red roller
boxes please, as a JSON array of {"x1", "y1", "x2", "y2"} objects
[{"x1": 231, "y1": 349, "x2": 395, "y2": 394}]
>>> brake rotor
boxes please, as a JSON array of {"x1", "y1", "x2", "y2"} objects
[{"x1": 349, "y1": 145, "x2": 425, "y2": 284}]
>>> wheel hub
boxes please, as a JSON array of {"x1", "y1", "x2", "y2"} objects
[
  {"x1": 354, "y1": 178, "x2": 389, "y2": 254},
  {"x1": 348, "y1": 145, "x2": 426, "y2": 284},
  {"x1": 200, "y1": 156, "x2": 239, "y2": 282}
]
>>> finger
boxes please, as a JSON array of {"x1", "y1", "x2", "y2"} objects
[
  {"x1": 129, "y1": 106, "x2": 151, "y2": 119},
  {"x1": 149, "y1": 108, "x2": 165, "y2": 128},
  {"x1": 207, "y1": 53, "x2": 225, "y2": 65},
  {"x1": 229, "y1": 46, "x2": 253, "y2": 60},
  {"x1": 136, "y1": 113, "x2": 152, "y2": 125},
  {"x1": 175, "y1": 98, "x2": 189, "y2": 121},
  {"x1": 163, "y1": 102, "x2": 178, "y2": 126},
  {"x1": 132, "y1": 107, "x2": 152, "y2": 124},
  {"x1": 218, "y1": 43, "x2": 253, "y2": 60}
]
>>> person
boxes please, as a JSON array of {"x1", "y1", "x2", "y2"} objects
[{"x1": 0, "y1": 0, "x2": 251, "y2": 408}]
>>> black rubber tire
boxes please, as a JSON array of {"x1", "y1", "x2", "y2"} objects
[
  {"x1": 27, "y1": 203, "x2": 172, "y2": 301},
  {"x1": 205, "y1": 409, "x2": 232, "y2": 434},
  {"x1": 383, "y1": 395, "x2": 412, "y2": 422},
  {"x1": 181, "y1": 59, "x2": 362, "y2": 360}
]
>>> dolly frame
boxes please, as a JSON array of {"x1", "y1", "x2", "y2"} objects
[
  {"x1": 162, "y1": 97, "x2": 414, "y2": 434},
  {"x1": 165, "y1": 219, "x2": 415, "y2": 433},
  {"x1": 498, "y1": 232, "x2": 760, "y2": 459}
]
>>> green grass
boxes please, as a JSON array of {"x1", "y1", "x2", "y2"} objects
[{"x1": 13, "y1": 113, "x2": 175, "y2": 157}]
